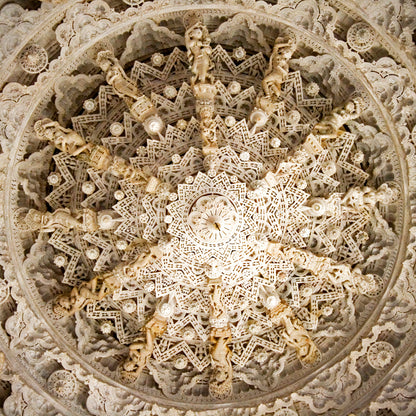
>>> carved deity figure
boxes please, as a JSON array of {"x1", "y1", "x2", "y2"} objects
[
  {"x1": 267, "y1": 241, "x2": 377, "y2": 295},
  {"x1": 262, "y1": 36, "x2": 297, "y2": 101},
  {"x1": 23, "y1": 208, "x2": 85, "y2": 233},
  {"x1": 126, "y1": 244, "x2": 164, "y2": 272},
  {"x1": 325, "y1": 264, "x2": 377, "y2": 295},
  {"x1": 185, "y1": 22, "x2": 214, "y2": 86},
  {"x1": 122, "y1": 335, "x2": 153, "y2": 376},
  {"x1": 209, "y1": 326, "x2": 233, "y2": 399},
  {"x1": 199, "y1": 105, "x2": 217, "y2": 150},
  {"x1": 122, "y1": 309, "x2": 169, "y2": 378},
  {"x1": 206, "y1": 269, "x2": 233, "y2": 398},
  {"x1": 53, "y1": 272, "x2": 121, "y2": 316},
  {"x1": 267, "y1": 242, "x2": 332, "y2": 276},
  {"x1": 96, "y1": 50, "x2": 141, "y2": 104},
  {"x1": 34, "y1": 118, "x2": 93, "y2": 156},
  {"x1": 96, "y1": 50, "x2": 158, "y2": 126},
  {"x1": 109, "y1": 156, "x2": 153, "y2": 185},
  {"x1": 35, "y1": 117, "x2": 161, "y2": 189},
  {"x1": 268, "y1": 300, "x2": 319, "y2": 365},
  {"x1": 209, "y1": 284, "x2": 228, "y2": 329},
  {"x1": 312, "y1": 97, "x2": 365, "y2": 139},
  {"x1": 341, "y1": 183, "x2": 399, "y2": 211}
]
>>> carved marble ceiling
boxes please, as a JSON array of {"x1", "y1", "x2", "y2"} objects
[{"x1": 0, "y1": 0, "x2": 416, "y2": 415}]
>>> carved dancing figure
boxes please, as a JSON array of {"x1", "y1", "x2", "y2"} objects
[
  {"x1": 34, "y1": 118, "x2": 93, "y2": 156},
  {"x1": 209, "y1": 284, "x2": 228, "y2": 328},
  {"x1": 53, "y1": 271, "x2": 121, "y2": 316},
  {"x1": 35, "y1": 117, "x2": 163, "y2": 191},
  {"x1": 206, "y1": 273, "x2": 233, "y2": 398},
  {"x1": 267, "y1": 241, "x2": 377, "y2": 295},
  {"x1": 209, "y1": 326, "x2": 233, "y2": 399},
  {"x1": 341, "y1": 183, "x2": 399, "y2": 211},
  {"x1": 22, "y1": 208, "x2": 88, "y2": 233},
  {"x1": 122, "y1": 299, "x2": 172, "y2": 378},
  {"x1": 185, "y1": 22, "x2": 214, "y2": 86},
  {"x1": 262, "y1": 36, "x2": 297, "y2": 101},
  {"x1": 123, "y1": 244, "x2": 164, "y2": 277},
  {"x1": 324, "y1": 264, "x2": 377, "y2": 295},
  {"x1": 96, "y1": 50, "x2": 141, "y2": 103},
  {"x1": 199, "y1": 105, "x2": 217, "y2": 149},
  {"x1": 312, "y1": 97, "x2": 365, "y2": 139},
  {"x1": 184, "y1": 20, "x2": 219, "y2": 156},
  {"x1": 122, "y1": 335, "x2": 153, "y2": 376},
  {"x1": 267, "y1": 299, "x2": 320, "y2": 364},
  {"x1": 96, "y1": 50, "x2": 163, "y2": 134}
]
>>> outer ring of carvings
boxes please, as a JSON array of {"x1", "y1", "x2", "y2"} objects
[
  {"x1": 327, "y1": 0, "x2": 416, "y2": 86},
  {"x1": 0, "y1": 4, "x2": 413, "y2": 412}
]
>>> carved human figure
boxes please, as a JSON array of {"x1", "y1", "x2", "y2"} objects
[
  {"x1": 268, "y1": 300, "x2": 319, "y2": 364},
  {"x1": 267, "y1": 241, "x2": 376, "y2": 295},
  {"x1": 53, "y1": 272, "x2": 121, "y2": 316},
  {"x1": 209, "y1": 284, "x2": 228, "y2": 329},
  {"x1": 96, "y1": 51, "x2": 161, "y2": 131},
  {"x1": 280, "y1": 314, "x2": 320, "y2": 365},
  {"x1": 325, "y1": 264, "x2": 377, "y2": 295},
  {"x1": 341, "y1": 183, "x2": 399, "y2": 211},
  {"x1": 185, "y1": 22, "x2": 214, "y2": 86},
  {"x1": 122, "y1": 334, "x2": 153, "y2": 376},
  {"x1": 109, "y1": 156, "x2": 154, "y2": 184},
  {"x1": 34, "y1": 118, "x2": 93, "y2": 156},
  {"x1": 35, "y1": 117, "x2": 161, "y2": 189},
  {"x1": 23, "y1": 208, "x2": 85, "y2": 233},
  {"x1": 209, "y1": 326, "x2": 233, "y2": 399},
  {"x1": 128, "y1": 244, "x2": 164, "y2": 271},
  {"x1": 262, "y1": 36, "x2": 297, "y2": 101},
  {"x1": 312, "y1": 97, "x2": 365, "y2": 139},
  {"x1": 199, "y1": 105, "x2": 217, "y2": 149},
  {"x1": 122, "y1": 307, "x2": 169, "y2": 377},
  {"x1": 267, "y1": 241, "x2": 332, "y2": 276},
  {"x1": 96, "y1": 50, "x2": 141, "y2": 103}
]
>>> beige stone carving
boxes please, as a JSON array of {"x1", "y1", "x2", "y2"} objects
[
  {"x1": 122, "y1": 303, "x2": 170, "y2": 378},
  {"x1": 267, "y1": 242, "x2": 377, "y2": 295},
  {"x1": 209, "y1": 325, "x2": 233, "y2": 399},
  {"x1": 253, "y1": 36, "x2": 297, "y2": 117},
  {"x1": 35, "y1": 118, "x2": 162, "y2": 191},
  {"x1": 262, "y1": 36, "x2": 297, "y2": 101},
  {"x1": 199, "y1": 105, "x2": 218, "y2": 152},
  {"x1": 34, "y1": 118, "x2": 93, "y2": 156},
  {"x1": 268, "y1": 300, "x2": 320, "y2": 365},
  {"x1": 53, "y1": 271, "x2": 121, "y2": 317},
  {"x1": 22, "y1": 208, "x2": 97, "y2": 233},
  {"x1": 312, "y1": 97, "x2": 365, "y2": 139},
  {"x1": 96, "y1": 50, "x2": 164, "y2": 136},
  {"x1": 341, "y1": 183, "x2": 399, "y2": 211},
  {"x1": 127, "y1": 244, "x2": 164, "y2": 271},
  {"x1": 96, "y1": 50, "x2": 158, "y2": 125},
  {"x1": 207, "y1": 279, "x2": 233, "y2": 398},
  {"x1": 185, "y1": 21, "x2": 218, "y2": 155},
  {"x1": 185, "y1": 22, "x2": 214, "y2": 87}
]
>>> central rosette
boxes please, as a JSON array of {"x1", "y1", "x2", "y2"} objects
[
  {"x1": 166, "y1": 172, "x2": 256, "y2": 262},
  {"x1": 187, "y1": 194, "x2": 239, "y2": 244}
]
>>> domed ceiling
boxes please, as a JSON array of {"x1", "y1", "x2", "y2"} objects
[{"x1": 0, "y1": 0, "x2": 416, "y2": 415}]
